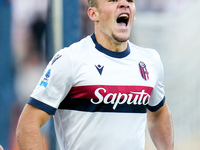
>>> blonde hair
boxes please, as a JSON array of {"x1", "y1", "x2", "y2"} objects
[{"x1": 87, "y1": 0, "x2": 98, "y2": 7}]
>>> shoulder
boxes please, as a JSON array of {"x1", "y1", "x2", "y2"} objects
[
  {"x1": 64, "y1": 35, "x2": 93, "y2": 54},
  {"x1": 129, "y1": 42, "x2": 162, "y2": 62},
  {"x1": 50, "y1": 35, "x2": 93, "y2": 63}
]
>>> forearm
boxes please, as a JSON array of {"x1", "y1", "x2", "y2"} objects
[
  {"x1": 16, "y1": 124, "x2": 45, "y2": 150},
  {"x1": 16, "y1": 104, "x2": 51, "y2": 150},
  {"x1": 147, "y1": 103, "x2": 174, "y2": 150}
]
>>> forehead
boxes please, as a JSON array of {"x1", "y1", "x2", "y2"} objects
[
  {"x1": 97, "y1": 0, "x2": 134, "y2": 5},
  {"x1": 96, "y1": 0, "x2": 135, "y2": 9},
  {"x1": 97, "y1": 0, "x2": 113, "y2": 4}
]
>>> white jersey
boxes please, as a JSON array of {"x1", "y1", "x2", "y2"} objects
[{"x1": 28, "y1": 34, "x2": 165, "y2": 150}]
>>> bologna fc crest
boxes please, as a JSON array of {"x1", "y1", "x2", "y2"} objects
[{"x1": 139, "y1": 61, "x2": 149, "y2": 81}]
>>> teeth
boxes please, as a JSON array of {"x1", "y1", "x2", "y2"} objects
[{"x1": 119, "y1": 14, "x2": 128, "y2": 18}]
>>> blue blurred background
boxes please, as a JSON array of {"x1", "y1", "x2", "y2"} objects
[{"x1": 0, "y1": 0, "x2": 200, "y2": 149}]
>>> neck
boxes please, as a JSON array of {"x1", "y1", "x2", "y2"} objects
[{"x1": 94, "y1": 31, "x2": 128, "y2": 53}]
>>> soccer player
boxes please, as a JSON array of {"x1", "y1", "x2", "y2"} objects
[{"x1": 16, "y1": 0, "x2": 174, "y2": 149}]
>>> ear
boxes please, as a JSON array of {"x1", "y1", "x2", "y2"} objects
[{"x1": 88, "y1": 7, "x2": 99, "y2": 22}]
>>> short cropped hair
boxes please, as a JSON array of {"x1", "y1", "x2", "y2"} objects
[{"x1": 87, "y1": 0, "x2": 98, "y2": 7}]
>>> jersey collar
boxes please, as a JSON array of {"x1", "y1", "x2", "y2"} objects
[{"x1": 91, "y1": 33, "x2": 130, "y2": 58}]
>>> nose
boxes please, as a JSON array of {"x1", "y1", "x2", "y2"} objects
[{"x1": 118, "y1": 0, "x2": 130, "y2": 8}]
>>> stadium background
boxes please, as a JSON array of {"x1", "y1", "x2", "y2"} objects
[{"x1": 0, "y1": 0, "x2": 200, "y2": 149}]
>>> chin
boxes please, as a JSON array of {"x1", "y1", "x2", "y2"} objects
[{"x1": 112, "y1": 33, "x2": 130, "y2": 43}]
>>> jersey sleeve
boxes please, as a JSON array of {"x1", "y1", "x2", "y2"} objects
[
  {"x1": 28, "y1": 49, "x2": 74, "y2": 115},
  {"x1": 147, "y1": 51, "x2": 165, "y2": 112}
]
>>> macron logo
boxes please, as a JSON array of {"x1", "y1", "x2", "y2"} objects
[{"x1": 95, "y1": 64, "x2": 104, "y2": 75}]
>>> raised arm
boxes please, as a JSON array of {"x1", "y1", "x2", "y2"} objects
[
  {"x1": 16, "y1": 104, "x2": 51, "y2": 150},
  {"x1": 147, "y1": 101, "x2": 174, "y2": 150}
]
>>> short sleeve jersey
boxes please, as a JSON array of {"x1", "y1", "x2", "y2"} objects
[{"x1": 28, "y1": 34, "x2": 165, "y2": 150}]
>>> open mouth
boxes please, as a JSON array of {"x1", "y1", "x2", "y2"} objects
[{"x1": 116, "y1": 14, "x2": 129, "y2": 26}]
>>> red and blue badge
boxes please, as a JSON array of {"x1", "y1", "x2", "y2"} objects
[{"x1": 139, "y1": 61, "x2": 149, "y2": 81}]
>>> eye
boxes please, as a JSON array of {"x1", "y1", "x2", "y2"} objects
[
  {"x1": 127, "y1": 0, "x2": 134, "y2": 2},
  {"x1": 109, "y1": 0, "x2": 117, "y2": 2}
]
